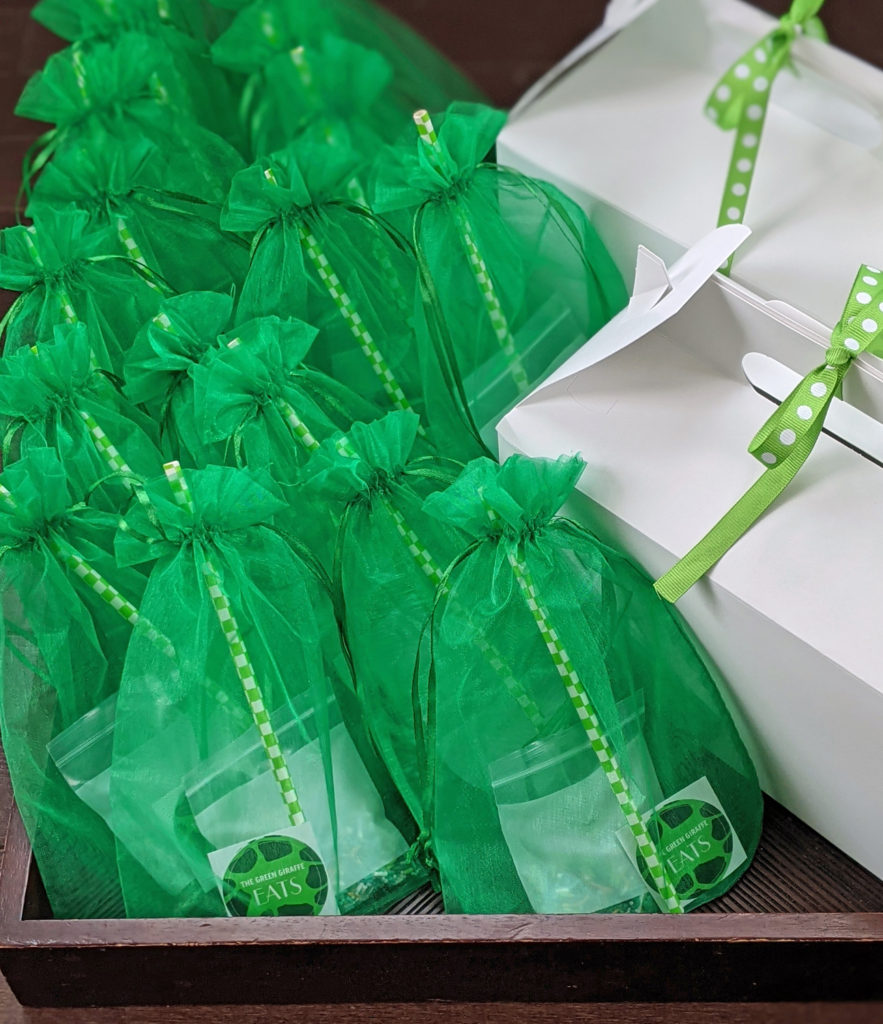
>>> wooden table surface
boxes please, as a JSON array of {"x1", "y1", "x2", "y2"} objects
[{"x1": 2, "y1": 0, "x2": 883, "y2": 1019}]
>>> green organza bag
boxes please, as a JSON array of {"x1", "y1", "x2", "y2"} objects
[
  {"x1": 419, "y1": 455, "x2": 763, "y2": 916},
  {"x1": 124, "y1": 290, "x2": 235, "y2": 466},
  {"x1": 107, "y1": 464, "x2": 420, "y2": 917},
  {"x1": 371, "y1": 102, "x2": 628, "y2": 441},
  {"x1": 193, "y1": 314, "x2": 382, "y2": 492},
  {"x1": 0, "y1": 448, "x2": 163, "y2": 919},
  {"x1": 222, "y1": 137, "x2": 427, "y2": 427},
  {"x1": 240, "y1": 35, "x2": 402, "y2": 162},
  {"x1": 30, "y1": 0, "x2": 243, "y2": 148},
  {"x1": 16, "y1": 33, "x2": 244, "y2": 201},
  {"x1": 0, "y1": 323, "x2": 163, "y2": 505},
  {"x1": 303, "y1": 410, "x2": 465, "y2": 828},
  {"x1": 210, "y1": 0, "x2": 484, "y2": 141},
  {"x1": 28, "y1": 124, "x2": 250, "y2": 295},
  {"x1": 0, "y1": 207, "x2": 166, "y2": 374}
]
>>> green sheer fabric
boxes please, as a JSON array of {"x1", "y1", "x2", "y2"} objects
[
  {"x1": 16, "y1": 34, "x2": 244, "y2": 199},
  {"x1": 304, "y1": 411, "x2": 464, "y2": 829},
  {"x1": 0, "y1": 208, "x2": 165, "y2": 374},
  {"x1": 30, "y1": 1, "x2": 243, "y2": 147},
  {"x1": 238, "y1": 35, "x2": 402, "y2": 162},
  {"x1": 419, "y1": 455, "x2": 763, "y2": 915},
  {"x1": 210, "y1": 0, "x2": 484, "y2": 150},
  {"x1": 27, "y1": 126, "x2": 249, "y2": 296},
  {"x1": 223, "y1": 137, "x2": 428, "y2": 426},
  {"x1": 108, "y1": 465, "x2": 418, "y2": 917},
  {"x1": 0, "y1": 322, "x2": 163, "y2": 505},
  {"x1": 124, "y1": 291, "x2": 235, "y2": 466},
  {"x1": 371, "y1": 102, "x2": 628, "y2": 440},
  {"x1": 0, "y1": 449, "x2": 157, "y2": 920}
]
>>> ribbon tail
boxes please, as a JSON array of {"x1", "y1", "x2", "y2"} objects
[{"x1": 654, "y1": 420, "x2": 824, "y2": 603}]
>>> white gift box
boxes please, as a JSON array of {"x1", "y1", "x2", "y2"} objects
[
  {"x1": 498, "y1": 226, "x2": 883, "y2": 879},
  {"x1": 499, "y1": 0, "x2": 883, "y2": 331}
]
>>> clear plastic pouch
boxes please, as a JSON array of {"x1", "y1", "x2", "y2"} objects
[
  {"x1": 48, "y1": 693, "x2": 205, "y2": 899},
  {"x1": 185, "y1": 699, "x2": 411, "y2": 915},
  {"x1": 490, "y1": 696, "x2": 662, "y2": 914}
]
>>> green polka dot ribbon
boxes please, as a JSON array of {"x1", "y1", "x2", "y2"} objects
[
  {"x1": 163, "y1": 460, "x2": 306, "y2": 828},
  {"x1": 705, "y1": 0, "x2": 827, "y2": 275},
  {"x1": 413, "y1": 110, "x2": 530, "y2": 393},
  {"x1": 505, "y1": 542, "x2": 683, "y2": 913},
  {"x1": 655, "y1": 262, "x2": 883, "y2": 603}
]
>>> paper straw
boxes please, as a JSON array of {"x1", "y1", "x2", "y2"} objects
[
  {"x1": 226, "y1": 336, "x2": 323, "y2": 452},
  {"x1": 23, "y1": 227, "x2": 76, "y2": 325},
  {"x1": 76, "y1": 408, "x2": 155, "y2": 514},
  {"x1": 262, "y1": 167, "x2": 422, "y2": 430},
  {"x1": 114, "y1": 217, "x2": 162, "y2": 292},
  {"x1": 163, "y1": 460, "x2": 305, "y2": 827},
  {"x1": 413, "y1": 110, "x2": 530, "y2": 394},
  {"x1": 505, "y1": 546, "x2": 683, "y2": 914},
  {"x1": 0, "y1": 482, "x2": 175, "y2": 661}
]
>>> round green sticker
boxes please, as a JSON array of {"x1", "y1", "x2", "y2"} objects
[
  {"x1": 639, "y1": 798, "x2": 734, "y2": 901},
  {"x1": 222, "y1": 835, "x2": 329, "y2": 917}
]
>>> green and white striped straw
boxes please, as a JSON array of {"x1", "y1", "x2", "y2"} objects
[
  {"x1": 163, "y1": 460, "x2": 305, "y2": 828},
  {"x1": 156, "y1": 0, "x2": 171, "y2": 21},
  {"x1": 23, "y1": 227, "x2": 76, "y2": 324},
  {"x1": 0, "y1": 482, "x2": 175, "y2": 661},
  {"x1": 115, "y1": 217, "x2": 162, "y2": 293},
  {"x1": 331, "y1": 433, "x2": 546, "y2": 729},
  {"x1": 413, "y1": 110, "x2": 530, "y2": 394},
  {"x1": 504, "y1": 544, "x2": 683, "y2": 914},
  {"x1": 226, "y1": 336, "x2": 322, "y2": 452},
  {"x1": 262, "y1": 167, "x2": 422, "y2": 430},
  {"x1": 76, "y1": 407, "x2": 155, "y2": 514}
]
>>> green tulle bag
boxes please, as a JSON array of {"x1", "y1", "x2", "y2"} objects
[
  {"x1": 192, "y1": 314, "x2": 383, "y2": 564},
  {"x1": 193, "y1": 314, "x2": 382, "y2": 488},
  {"x1": 302, "y1": 410, "x2": 466, "y2": 829},
  {"x1": 0, "y1": 322, "x2": 164, "y2": 507},
  {"x1": 16, "y1": 34, "x2": 244, "y2": 201},
  {"x1": 371, "y1": 102, "x2": 628, "y2": 442},
  {"x1": 0, "y1": 448, "x2": 167, "y2": 919},
  {"x1": 123, "y1": 290, "x2": 236, "y2": 466},
  {"x1": 209, "y1": 0, "x2": 484, "y2": 146},
  {"x1": 27, "y1": 125, "x2": 250, "y2": 295},
  {"x1": 418, "y1": 455, "x2": 763, "y2": 916},
  {"x1": 226, "y1": 33, "x2": 402, "y2": 162},
  {"x1": 30, "y1": 0, "x2": 244, "y2": 148},
  {"x1": 106, "y1": 463, "x2": 420, "y2": 918},
  {"x1": 0, "y1": 207, "x2": 167, "y2": 374},
  {"x1": 222, "y1": 137, "x2": 430, "y2": 429}
]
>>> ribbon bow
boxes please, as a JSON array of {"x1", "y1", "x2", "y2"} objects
[
  {"x1": 655, "y1": 262, "x2": 883, "y2": 602},
  {"x1": 705, "y1": 0, "x2": 827, "y2": 273}
]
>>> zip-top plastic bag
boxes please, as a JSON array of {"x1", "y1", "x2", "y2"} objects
[
  {"x1": 124, "y1": 290, "x2": 235, "y2": 466},
  {"x1": 0, "y1": 207, "x2": 166, "y2": 374},
  {"x1": 371, "y1": 102, "x2": 628, "y2": 440},
  {"x1": 209, "y1": 0, "x2": 484, "y2": 149},
  {"x1": 222, "y1": 136, "x2": 428, "y2": 431},
  {"x1": 303, "y1": 411, "x2": 466, "y2": 828},
  {"x1": 0, "y1": 322, "x2": 164, "y2": 507},
  {"x1": 28, "y1": 124, "x2": 250, "y2": 295},
  {"x1": 418, "y1": 454, "x2": 763, "y2": 915},
  {"x1": 0, "y1": 448, "x2": 166, "y2": 919},
  {"x1": 30, "y1": 0, "x2": 244, "y2": 148},
  {"x1": 107, "y1": 462, "x2": 420, "y2": 917},
  {"x1": 16, "y1": 33, "x2": 244, "y2": 201}
]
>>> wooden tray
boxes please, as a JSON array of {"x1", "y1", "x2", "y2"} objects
[{"x1": 1, "y1": 761, "x2": 882, "y2": 1010}]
